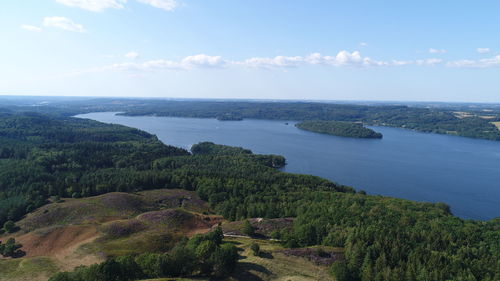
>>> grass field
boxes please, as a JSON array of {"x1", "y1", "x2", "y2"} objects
[
  {"x1": 0, "y1": 257, "x2": 59, "y2": 281},
  {"x1": 492, "y1": 122, "x2": 500, "y2": 130},
  {"x1": 226, "y1": 237, "x2": 335, "y2": 281}
]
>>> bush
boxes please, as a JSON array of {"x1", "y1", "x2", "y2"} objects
[
  {"x1": 250, "y1": 242, "x2": 260, "y2": 256},
  {"x1": 3, "y1": 220, "x2": 15, "y2": 233},
  {"x1": 0, "y1": 237, "x2": 22, "y2": 257},
  {"x1": 270, "y1": 230, "x2": 281, "y2": 239}
]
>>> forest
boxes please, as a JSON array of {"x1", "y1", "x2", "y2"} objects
[
  {"x1": 0, "y1": 111, "x2": 498, "y2": 281},
  {"x1": 296, "y1": 121, "x2": 383, "y2": 138},
  {"x1": 2, "y1": 98, "x2": 500, "y2": 141}
]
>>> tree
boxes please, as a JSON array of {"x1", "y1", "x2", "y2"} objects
[
  {"x1": 330, "y1": 261, "x2": 352, "y2": 281},
  {"x1": 0, "y1": 238, "x2": 22, "y2": 257},
  {"x1": 211, "y1": 244, "x2": 238, "y2": 277},
  {"x1": 3, "y1": 220, "x2": 15, "y2": 233},
  {"x1": 135, "y1": 253, "x2": 160, "y2": 278},
  {"x1": 207, "y1": 226, "x2": 224, "y2": 245},
  {"x1": 115, "y1": 256, "x2": 142, "y2": 280},
  {"x1": 361, "y1": 253, "x2": 374, "y2": 281},
  {"x1": 196, "y1": 240, "x2": 217, "y2": 274},
  {"x1": 250, "y1": 242, "x2": 260, "y2": 256},
  {"x1": 242, "y1": 220, "x2": 255, "y2": 237},
  {"x1": 159, "y1": 245, "x2": 195, "y2": 277}
]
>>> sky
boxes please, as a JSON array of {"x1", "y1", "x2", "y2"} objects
[{"x1": 0, "y1": 0, "x2": 499, "y2": 102}]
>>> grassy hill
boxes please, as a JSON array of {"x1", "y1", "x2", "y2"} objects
[
  {"x1": 0, "y1": 189, "x2": 221, "y2": 281},
  {"x1": 0, "y1": 190, "x2": 336, "y2": 281}
]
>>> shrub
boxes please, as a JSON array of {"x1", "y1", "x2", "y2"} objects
[
  {"x1": 250, "y1": 242, "x2": 260, "y2": 256},
  {"x1": 3, "y1": 220, "x2": 15, "y2": 233}
]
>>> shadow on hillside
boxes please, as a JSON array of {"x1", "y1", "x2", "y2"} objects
[
  {"x1": 12, "y1": 250, "x2": 26, "y2": 258},
  {"x1": 231, "y1": 262, "x2": 269, "y2": 281},
  {"x1": 258, "y1": 251, "x2": 273, "y2": 259}
]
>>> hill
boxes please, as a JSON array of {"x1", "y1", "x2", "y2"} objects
[
  {"x1": 0, "y1": 189, "x2": 221, "y2": 281},
  {"x1": 0, "y1": 190, "x2": 337, "y2": 281}
]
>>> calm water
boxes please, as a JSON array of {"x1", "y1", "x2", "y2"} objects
[{"x1": 77, "y1": 112, "x2": 500, "y2": 220}]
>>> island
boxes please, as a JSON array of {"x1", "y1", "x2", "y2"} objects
[{"x1": 296, "y1": 120, "x2": 383, "y2": 139}]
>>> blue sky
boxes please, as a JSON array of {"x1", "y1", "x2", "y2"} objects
[{"x1": 1, "y1": 0, "x2": 499, "y2": 102}]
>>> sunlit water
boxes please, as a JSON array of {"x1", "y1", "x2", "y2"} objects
[{"x1": 77, "y1": 112, "x2": 500, "y2": 220}]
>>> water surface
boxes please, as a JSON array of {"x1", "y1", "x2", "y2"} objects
[{"x1": 77, "y1": 112, "x2": 500, "y2": 220}]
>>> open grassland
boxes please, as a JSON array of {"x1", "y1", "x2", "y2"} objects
[
  {"x1": 0, "y1": 257, "x2": 59, "y2": 281},
  {"x1": 492, "y1": 121, "x2": 500, "y2": 130}
]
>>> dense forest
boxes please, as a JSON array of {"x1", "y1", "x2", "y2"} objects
[
  {"x1": 0, "y1": 112, "x2": 498, "y2": 281},
  {"x1": 296, "y1": 121, "x2": 383, "y2": 138},
  {"x1": 0, "y1": 111, "x2": 188, "y2": 227}
]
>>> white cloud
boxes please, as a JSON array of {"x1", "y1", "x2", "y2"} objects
[
  {"x1": 55, "y1": 0, "x2": 179, "y2": 12},
  {"x1": 136, "y1": 0, "x2": 178, "y2": 11},
  {"x1": 20, "y1": 25, "x2": 42, "y2": 32},
  {"x1": 181, "y1": 54, "x2": 225, "y2": 68},
  {"x1": 241, "y1": 55, "x2": 304, "y2": 68},
  {"x1": 477, "y1": 48, "x2": 491, "y2": 54},
  {"x1": 142, "y1": 59, "x2": 182, "y2": 69},
  {"x1": 86, "y1": 50, "x2": 492, "y2": 75},
  {"x1": 447, "y1": 55, "x2": 500, "y2": 68},
  {"x1": 416, "y1": 58, "x2": 443, "y2": 66},
  {"x1": 43, "y1": 17, "x2": 86, "y2": 32},
  {"x1": 125, "y1": 51, "x2": 140, "y2": 59},
  {"x1": 110, "y1": 60, "x2": 180, "y2": 71},
  {"x1": 95, "y1": 54, "x2": 225, "y2": 72},
  {"x1": 242, "y1": 51, "x2": 398, "y2": 69},
  {"x1": 391, "y1": 60, "x2": 413, "y2": 66},
  {"x1": 359, "y1": 42, "x2": 368, "y2": 47},
  {"x1": 55, "y1": 0, "x2": 126, "y2": 12},
  {"x1": 429, "y1": 48, "x2": 447, "y2": 54}
]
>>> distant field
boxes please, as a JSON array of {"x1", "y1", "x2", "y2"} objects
[{"x1": 492, "y1": 122, "x2": 500, "y2": 130}]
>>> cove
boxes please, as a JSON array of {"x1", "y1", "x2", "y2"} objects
[{"x1": 76, "y1": 112, "x2": 500, "y2": 220}]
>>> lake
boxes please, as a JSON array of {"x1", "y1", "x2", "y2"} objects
[{"x1": 77, "y1": 112, "x2": 500, "y2": 220}]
